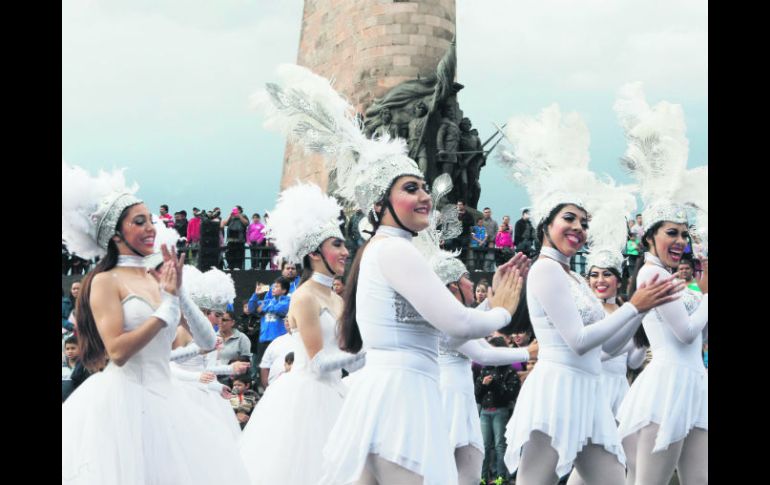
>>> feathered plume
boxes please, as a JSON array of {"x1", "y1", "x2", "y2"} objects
[
  {"x1": 413, "y1": 174, "x2": 467, "y2": 284},
  {"x1": 182, "y1": 265, "x2": 205, "y2": 299},
  {"x1": 252, "y1": 64, "x2": 413, "y2": 209},
  {"x1": 614, "y1": 82, "x2": 707, "y2": 237},
  {"x1": 200, "y1": 267, "x2": 236, "y2": 311},
  {"x1": 61, "y1": 161, "x2": 140, "y2": 259},
  {"x1": 586, "y1": 179, "x2": 638, "y2": 272},
  {"x1": 265, "y1": 182, "x2": 344, "y2": 264},
  {"x1": 614, "y1": 82, "x2": 689, "y2": 203},
  {"x1": 153, "y1": 220, "x2": 182, "y2": 252},
  {"x1": 497, "y1": 104, "x2": 599, "y2": 224}
]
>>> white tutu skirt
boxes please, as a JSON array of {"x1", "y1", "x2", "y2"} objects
[
  {"x1": 321, "y1": 366, "x2": 458, "y2": 485},
  {"x1": 616, "y1": 360, "x2": 708, "y2": 452},
  {"x1": 62, "y1": 366, "x2": 250, "y2": 485},
  {"x1": 504, "y1": 361, "x2": 625, "y2": 478},
  {"x1": 600, "y1": 372, "x2": 630, "y2": 419},
  {"x1": 238, "y1": 368, "x2": 345, "y2": 485},
  {"x1": 441, "y1": 386, "x2": 484, "y2": 453},
  {"x1": 177, "y1": 380, "x2": 241, "y2": 441}
]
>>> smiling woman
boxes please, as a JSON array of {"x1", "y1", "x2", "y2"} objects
[
  {"x1": 498, "y1": 105, "x2": 679, "y2": 485},
  {"x1": 61, "y1": 162, "x2": 250, "y2": 484},
  {"x1": 613, "y1": 84, "x2": 708, "y2": 485}
]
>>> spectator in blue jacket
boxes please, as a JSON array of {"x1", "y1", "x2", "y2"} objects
[
  {"x1": 252, "y1": 276, "x2": 292, "y2": 365},
  {"x1": 62, "y1": 281, "x2": 80, "y2": 333}
]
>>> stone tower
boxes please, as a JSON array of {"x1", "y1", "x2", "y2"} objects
[{"x1": 280, "y1": 0, "x2": 456, "y2": 190}]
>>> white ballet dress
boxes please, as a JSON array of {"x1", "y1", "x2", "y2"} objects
[
  {"x1": 321, "y1": 226, "x2": 510, "y2": 485},
  {"x1": 239, "y1": 273, "x2": 362, "y2": 485},
  {"x1": 170, "y1": 345, "x2": 242, "y2": 440},
  {"x1": 504, "y1": 250, "x2": 642, "y2": 477},
  {"x1": 62, "y1": 295, "x2": 250, "y2": 485},
  {"x1": 616, "y1": 253, "x2": 708, "y2": 452},
  {"x1": 600, "y1": 338, "x2": 646, "y2": 418},
  {"x1": 439, "y1": 329, "x2": 529, "y2": 454}
]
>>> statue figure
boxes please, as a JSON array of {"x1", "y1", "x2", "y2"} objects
[
  {"x1": 436, "y1": 104, "x2": 460, "y2": 176},
  {"x1": 372, "y1": 107, "x2": 399, "y2": 140},
  {"x1": 408, "y1": 101, "x2": 429, "y2": 174}
]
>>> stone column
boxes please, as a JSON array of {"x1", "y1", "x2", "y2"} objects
[{"x1": 280, "y1": 0, "x2": 456, "y2": 190}]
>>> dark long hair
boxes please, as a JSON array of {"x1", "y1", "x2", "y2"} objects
[
  {"x1": 75, "y1": 207, "x2": 133, "y2": 372},
  {"x1": 299, "y1": 254, "x2": 314, "y2": 287},
  {"x1": 498, "y1": 283, "x2": 532, "y2": 335},
  {"x1": 628, "y1": 221, "x2": 665, "y2": 347},
  {"x1": 338, "y1": 207, "x2": 385, "y2": 353}
]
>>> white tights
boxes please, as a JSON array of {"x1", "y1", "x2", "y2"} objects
[
  {"x1": 455, "y1": 446, "x2": 484, "y2": 485},
  {"x1": 517, "y1": 431, "x2": 625, "y2": 485},
  {"x1": 355, "y1": 453, "x2": 423, "y2": 485},
  {"x1": 567, "y1": 426, "x2": 639, "y2": 485},
  {"x1": 631, "y1": 423, "x2": 708, "y2": 485}
]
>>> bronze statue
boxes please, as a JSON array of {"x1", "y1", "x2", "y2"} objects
[
  {"x1": 408, "y1": 101, "x2": 429, "y2": 173},
  {"x1": 372, "y1": 107, "x2": 399, "y2": 140},
  {"x1": 436, "y1": 103, "x2": 460, "y2": 187}
]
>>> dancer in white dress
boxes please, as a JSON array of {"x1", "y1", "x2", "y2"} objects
[
  {"x1": 253, "y1": 65, "x2": 525, "y2": 484},
  {"x1": 238, "y1": 182, "x2": 365, "y2": 485},
  {"x1": 497, "y1": 105, "x2": 682, "y2": 485},
  {"x1": 414, "y1": 175, "x2": 537, "y2": 485},
  {"x1": 613, "y1": 83, "x2": 709, "y2": 485},
  {"x1": 61, "y1": 162, "x2": 249, "y2": 484},
  {"x1": 167, "y1": 265, "x2": 246, "y2": 440},
  {"x1": 566, "y1": 216, "x2": 648, "y2": 485}
]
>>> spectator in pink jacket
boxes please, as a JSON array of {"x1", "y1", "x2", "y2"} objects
[
  {"x1": 495, "y1": 222, "x2": 514, "y2": 249},
  {"x1": 247, "y1": 213, "x2": 266, "y2": 270},
  {"x1": 186, "y1": 207, "x2": 202, "y2": 265}
]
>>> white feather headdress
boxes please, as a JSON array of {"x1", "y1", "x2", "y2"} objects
[
  {"x1": 184, "y1": 265, "x2": 236, "y2": 313},
  {"x1": 252, "y1": 64, "x2": 422, "y2": 213},
  {"x1": 61, "y1": 161, "x2": 143, "y2": 259},
  {"x1": 585, "y1": 180, "x2": 638, "y2": 273},
  {"x1": 498, "y1": 104, "x2": 600, "y2": 226},
  {"x1": 613, "y1": 82, "x2": 707, "y2": 249},
  {"x1": 412, "y1": 174, "x2": 467, "y2": 285},
  {"x1": 265, "y1": 182, "x2": 344, "y2": 264}
]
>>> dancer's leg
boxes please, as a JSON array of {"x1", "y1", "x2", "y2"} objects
[{"x1": 516, "y1": 430, "x2": 560, "y2": 485}]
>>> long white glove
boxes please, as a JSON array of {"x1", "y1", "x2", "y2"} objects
[
  {"x1": 179, "y1": 287, "x2": 217, "y2": 350},
  {"x1": 169, "y1": 343, "x2": 200, "y2": 363},
  {"x1": 152, "y1": 290, "x2": 180, "y2": 327},
  {"x1": 309, "y1": 348, "x2": 366, "y2": 377}
]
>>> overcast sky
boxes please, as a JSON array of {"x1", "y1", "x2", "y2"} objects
[{"x1": 62, "y1": 0, "x2": 707, "y2": 220}]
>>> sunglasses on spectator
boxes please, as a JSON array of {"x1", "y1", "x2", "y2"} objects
[{"x1": 221, "y1": 317, "x2": 234, "y2": 322}]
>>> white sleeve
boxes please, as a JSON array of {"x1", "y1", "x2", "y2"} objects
[
  {"x1": 377, "y1": 238, "x2": 510, "y2": 339},
  {"x1": 477, "y1": 299, "x2": 491, "y2": 312},
  {"x1": 169, "y1": 343, "x2": 200, "y2": 363},
  {"x1": 344, "y1": 354, "x2": 366, "y2": 373},
  {"x1": 601, "y1": 312, "x2": 645, "y2": 355},
  {"x1": 456, "y1": 339, "x2": 529, "y2": 366},
  {"x1": 170, "y1": 365, "x2": 201, "y2": 383},
  {"x1": 205, "y1": 363, "x2": 235, "y2": 376},
  {"x1": 528, "y1": 259, "x2": 639, "y2": 356},
  {"x1": 259, "y1": 342, "x2": 277, "y2": 369},
  {"x1": 309, "y1": 349, "x2": 366, "y2": 376},
  {"x1": 205, "y1": 380, "x2": 226, "y2": 394},
  {"x1": 639, "y1": 266, "x2": 708, "y2": 345},
  {"x1": 627, "y1": 345, "x2": 647, "y2": 370},
  {"x1": 179, "y1": 287, "x2": 218, "y2": 350}
]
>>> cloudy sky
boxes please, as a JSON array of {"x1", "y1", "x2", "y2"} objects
[{"x1": 62, "y1": 0, "x2": 707, "y2": 219}]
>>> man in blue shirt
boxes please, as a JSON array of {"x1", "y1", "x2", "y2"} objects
[
  {"x1": 252, "y1": 276, "x2": 292, "y2": 368},
  {"x1": 471, "y1": 217, "x2": 487, "y2": 271}
]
